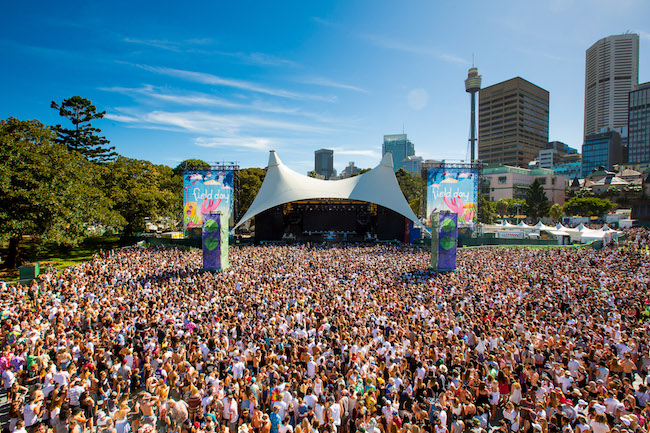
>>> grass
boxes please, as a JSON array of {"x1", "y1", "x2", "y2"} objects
[{"x1": 0, "y1": 236, "x2": 125, "y2": 281}]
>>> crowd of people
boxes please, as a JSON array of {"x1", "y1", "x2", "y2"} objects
[{"x1": 2, "y1": 228, "x2": 650, "y2": 433}]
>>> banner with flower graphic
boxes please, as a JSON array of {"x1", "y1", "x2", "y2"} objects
[
  {"x1": 426, "y1": 167, "x2": 478, "y2": 229},
  {"x1": 183, "y1": 170, "x2": 234, "y2": 229},
  {"x1": 202, "y1": 212, "x2": 229, "y2": 271}
]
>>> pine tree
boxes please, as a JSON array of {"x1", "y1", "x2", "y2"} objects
[
  {"x1": 524, "y1": 179, "x2": 550, "y2": 221},
  {"x1": 51, "y1": 96, "x2": 117, "y2": 163}
]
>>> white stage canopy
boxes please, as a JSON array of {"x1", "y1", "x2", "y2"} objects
[{"x1": 234, "y1": 151, "x2": 430, "y2": 234}]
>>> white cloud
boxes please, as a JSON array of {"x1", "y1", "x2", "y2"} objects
[
  {"x1": 105, "y1": 109, "x2": 334, "y2": 135},
  {"x1": 123, "y1": 37, "x2": 297, "y2": 67},
  {"x1": 333, "y1": 148, "x2": 381, "y2": 159},
  {"x1": 123, "y1": 38, "x2": 184, "y2": 52},
  {"x1": 362, "y1": 34, "x2": 469, "y2": 65},
  {"x1": 407, "y1": 89, "x2": 429, "y2": 110},
  {"x1": 195, "y1": 136, "x2": 273, "y2": 151},
  {"x1": 300, "y1": 77, "x2": 368, "y2": 93},
  {"x1": 104, "y1": 113, "x2": 140, "y2": 123},
  {"x1": 132, "y1": 64, "x2": 337, "y2": 102}
]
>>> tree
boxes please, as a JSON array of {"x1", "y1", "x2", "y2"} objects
[
  {"x1": 173, "y1": 158, "x2": 211, "y2": 177},
  {"x1": 51, "y1": 96, "x2": 117, "y2": 162},
  {"x1": 395, "y1": 168, "x2": 424, "y2": 217},
  {"x1": 0, "y1": 118, "x2": 119, "y2": 267},
  {"x1": 549, "y1": 203, "x2": 563, "y2": 222},
  {"x1": 495, "y1": 198, "x2": 524, "y2": 219},
  {"x1": 563, "y1": 197, "x2": 613, "y2": 217},
  {"x1": 524, "y1": 179, "x2": 550, "y2": 221},
  {"x1": 478, "y1": 193, "x2": 496, "y2": 224},
  {"x1": 102, "y1": 157, "x2": 181, "y2": 236},
  {"x1": 495, "y1": 199, "x2": 509, "y2": 219},
  {"x1": 239, "y1": 168, "x2": 267, "y2": 217}
]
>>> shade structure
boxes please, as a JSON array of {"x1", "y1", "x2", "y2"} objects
[{"x1": 234, "y1": 151, "x2": 429, "y2": 234}]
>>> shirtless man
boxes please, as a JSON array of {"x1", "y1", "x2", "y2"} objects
[{"x1": 140, "y1": 393, "x2": 160, "y2": 428}]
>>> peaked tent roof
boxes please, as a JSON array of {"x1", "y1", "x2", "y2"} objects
[{"x1": 234, "y1": 151, "x2": 430, "y2": 234}]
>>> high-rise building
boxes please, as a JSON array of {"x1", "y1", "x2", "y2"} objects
[
  {"x1": 340, "y1": 161, "x2": 361, "y2": 178},
  {"x1": 584, "y1": 34, "x2": 639, "y2": 139},
  {"x1": 478, "y1": 77, "x2": 549, "y2": 167},
  {"x1": 382, "y1": 134, "x2": 415, "y2": 171},
  {"x1": 314, "y1": 149, "x2": 334, "y2": 179},
  {"x1": 537, "y1": 141, "x2": 580, "y2": 170},
  {"x1": 401, "y1": 156, "x2": 424, "y2": 174},
  {"x1": 581, "y1": 131, "x2": 623, "y2": 178},
  {"x1": 628, "y1": 82, "x2": 650, "y2": 163}
]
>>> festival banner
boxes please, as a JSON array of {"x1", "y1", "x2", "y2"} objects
[
  {"x1": 437, "y1": 212, "x2": 458, "y2": 272},
  {"x1": 202, "y1": 213, "x2": 230, "y2": 271},
  {"x1": 183, "y1": 170, "x2": 234, "y2": 229},
  {"x1": 426, "y1": 167, "x2": 478, "y2": 229}
]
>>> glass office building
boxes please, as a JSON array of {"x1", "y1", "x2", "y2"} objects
[
  {"x1": 581, "y1": 131, "x2": 623, "y2": 178},
  {"x1": 629, "y1": 83, "x2": 650, "y2": 163}
]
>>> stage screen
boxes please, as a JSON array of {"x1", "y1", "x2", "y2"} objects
[
  {"x1": 426, "y1": 167, "x2": 478, "y2": 229},
  {"x1": 303, "y1": 209, "x2": 357, "y2": 232},
  {"x1": 183, "y1": 170, "x2": 234, "y2": 229}
]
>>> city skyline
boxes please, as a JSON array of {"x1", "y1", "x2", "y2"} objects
[{"x1": 1, "y1": 1, "x2": 650, "y2": 174}]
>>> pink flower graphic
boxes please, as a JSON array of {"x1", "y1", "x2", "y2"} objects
[{"x1": 200, "y1": 198, "x2": 222, "y2": 215}]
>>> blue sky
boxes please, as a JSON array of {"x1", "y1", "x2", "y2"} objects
[{"x1": 2, "y1": 0, "x2": 649, "y2": 173}]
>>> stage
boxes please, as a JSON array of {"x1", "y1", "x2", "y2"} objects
[{"x1": 254, "y1": 199, "x2": 407, "y2": 243}]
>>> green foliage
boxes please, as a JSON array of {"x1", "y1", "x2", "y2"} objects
[
  {"x1": 173, "y1": 158, "x2": 211, "y2": 177},
  {"x1": 524, "y1": 179, "x2": 550, "y2": 221},
  {"x1": 102, "y1": 157, "x2": 181, "y2": 236},
  {"x1": 51, "y1": 96, "x2": 117, "y2": 163},
  {"x1": 478, "y1": 193, "x2": 496, "y2": 224},
  {"x1": 563, "y1": 197, "x2": 613, "y2": 217},
  {"x1": 239, "y1": 168, "x2": 267, "y2": 217},
  {"x1": 495, "y1": 198, "x2": 525, "y2": 218},
  {"x1": 395, "y1": 168, "x2": 424, "y2": 217},
  {"x1": 567, "y1": 187, "x2": 595, "y2": 199},
  {"x1": 549, "y1": 203, "x2": 563, "y2": 222},
  {"x1": 0, "y1": 118, "x2": 120, "y2": 267}
]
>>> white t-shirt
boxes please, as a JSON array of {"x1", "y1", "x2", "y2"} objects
[
  {"x1": 3, "y1": 369, "x2": 16, "y2": 389},
  {"x1": 329, "y1": 403, "x2": 342, "y2": 426},
  {"x1": 24, "y1": 402, "x2": 40, "y2": 427}
]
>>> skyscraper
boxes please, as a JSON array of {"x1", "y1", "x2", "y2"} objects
[
  {"x1": 478, "y1": 77, "x2": 549, "y2": 167},
  {"x1": 581, "y1": 131, "x2": 623, "y2": 178},
  {"x1": 584, "y1": 34, "x2": 639, "y2": 139},
  {"x1": 628, "y1": 82, "x2": 650, "y2": 164},
  {"x1": 314, "y1": 149, "x2": 334, "y2": 179},
  {"x1": 382, "y1": 134, "x2": 415, "y2": 171}
]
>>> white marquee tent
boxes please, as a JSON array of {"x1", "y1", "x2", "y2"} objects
[{"x1": 234, "y1": 151, "x2": 430, "y2": 234}]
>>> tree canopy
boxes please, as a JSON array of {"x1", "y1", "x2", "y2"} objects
[
  {"x1": 0, "y1": 118, "x2": 119, "y2": 267},
  {"x1": 51, "y1": 96, "x2": 117, "y2": 163},
  {"x1": 494, "y1": 198, "x2": 525, "y2": 219},
  {"x1": 549, "y1": 203, "x2": 563, "y2": 222},
  {"x1": 478, "y1": 193, "x2": 496, "y2": 224},
  {"x1": 395, "y1": 168, "x2": 424, "y2": 217},
  {"x1": 524, "y1": 179, "x2": 550, "y2": 221},
  {"x1": 101, "y1": 157, "x2": 182, "y2": 236},
  {"x1": 239, "y1": 168, "x2": 267, "y2": 218},
  {"x1": 173, "y1": 158, "x2": 211, "y2": 177},
  {"x1": 563, "y1": 197, "x2": 613, "y2": 217}
]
